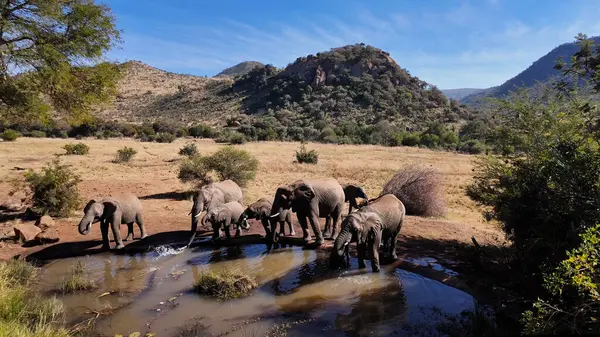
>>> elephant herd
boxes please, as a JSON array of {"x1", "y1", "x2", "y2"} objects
[{"x1": 77, "y1": 178, "x2": 406, "y2": 272}]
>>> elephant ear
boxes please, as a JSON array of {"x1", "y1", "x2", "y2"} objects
[
  {"x1": 364, "y1": 212, "x2": 383, "y2": 240},
  {"x1": 294, "y1": 183, "x2": 315, "y2": 202},
  {"x1": 102, "y1": 200, "x2": 118, "y2": 215},
  {"x1": 83, "y1": 199, "x2": 96, "y2": 214}
]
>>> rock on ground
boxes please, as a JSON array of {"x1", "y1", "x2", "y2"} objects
[
  {"x1": 34, "y1": 227, "x2": 60, "y2": 244},
  {"x1": 35, "y1": 215, "x2": 55, "y2": 230},
  {"x1": 13, "y1": 223, "x2": 42, "y2": 242},
  {"x1": 0, "y1": 199, "x2": 25, "y2": 212}
]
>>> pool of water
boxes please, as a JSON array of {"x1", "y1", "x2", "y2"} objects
[{"x1": 37, "y1": 243, "x2": 476, "y2": 336}]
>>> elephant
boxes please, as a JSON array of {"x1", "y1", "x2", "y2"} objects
[
  {"x1": 331, "y1": 194, "x2": 405, "y2": 272},
  {"x1": 342, "y1": 184, "x2": 370, "y2": 214},
  {"x1": 269, "y1": 178, "x2": 344, "y2": 246},
  {"x1": 240, "y1": 197, "x2": 295, "y2": 242},
  {"x1": 203, "y1": 201, "x2": 245, "y2": 241},
  {"x1": 188, "y1": 179, "x2": 243, "y2": 246},
  {"x1": 78, "y1": 193, "x2": 148, "y2": 250}
]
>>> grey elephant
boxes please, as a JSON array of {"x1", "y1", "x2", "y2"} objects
[
  {"x1": 188, "y1": 179, "x2": 243, "y2": 246},
  {"x1": 203, "y1": 201, "x2": 245, "y2": 241},
  {"x1": 331, "y1": 194, "x2": 405, "y2": 272},
  {"x1": 269, "y1": 178, "x2": 344, "y2": 246},
  {"x1": 240, "y1": 197, "x2": 295, "y2": 242},
  {"x1": 78, "y1": 193, "x2": 148, "y2": 250},
  {"x1": 342, "y1": 184, "x2": 370, "y2": 214}
]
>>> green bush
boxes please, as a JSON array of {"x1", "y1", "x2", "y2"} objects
[
  {"x1": 1, "y1": 129, "x2": 20, "y2": 141},
  {"x1": 228, "y1": 132, "x2": 247, "y2": 144},
  {"x1": 420, "y1": 133, "x2": 439, "y2": 148},
  {"x1": 176, "y1": 128, "x2": 188, "y2": 137},
  {"x1": 178, "y1": 154, "x2": 213, "y2": 186},
  {"x1": 21, "y1": 158, "x2": 81, "y2": 217},
  {"x1": 58, "y1": 261, "x2": 97, "y2": 294},
  {"x1": 188, "y1": 124, "x2": 217, "y2": 138},
  {"x1": 295, "y1": 142, "x2": 318, "y2": 164},
  {"x1": 114, "y1": 146, "x2": 137, "y2": 163},
  {"x1": 522, "y1": 224, "x2": 600, "y2": 335},
  {"x1": 459, "y1": 140, "x2": 486, "y2": 154},
  {"x1": 202, "y1": 146, "x2": 258, "y2": 187},
  {"x1": 29, "y1": 130, "x2": 46, "y2": 138},
  {"x1": 179, "y1": 143, "x2": 198, "y2": 157},
  {"x1": 156, "y1": 132, "x2": 176, "y2": 143},
  {"x1": 179, "y1": 146, "x2": 258, "y2": 187},
  {"x1": 401, "y1": 133, "x2": 420, "y2": 146},
  {"x1": 62, "y1": 143, "x2": 89, "y2": 155}
]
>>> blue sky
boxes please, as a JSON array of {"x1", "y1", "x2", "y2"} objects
[{"x1": 104, "y1": 0, "x2": 600, "y2": 89}]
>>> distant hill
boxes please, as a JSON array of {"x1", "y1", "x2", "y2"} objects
[
  {"x1": 215, "y1": 61, "x2": 264, "y2": 78},
  {"x1": 95, "y1": 45, "x2": 475, "y2": 135},
  {"x1": 442, "y1": 88, "x2": 485, "y2": 101},
  {"x1": 462, "y1": 36, "x2": 600, "y2": 104}
]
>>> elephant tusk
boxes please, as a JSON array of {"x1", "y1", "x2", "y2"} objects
[
  {"x1": 343, "y1": 242, "x2": 349, "y2": 246},
  {"x1": 269, "y1": 212, "x2": 280, "y2": 218},
  {"x1": 194, "y1": 212, "x2": 202, "y2": 218},
  {"x1": 188, "y1": 211, "x2": 192, "y2": 216}
]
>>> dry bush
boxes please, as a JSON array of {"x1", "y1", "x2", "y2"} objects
[
  {"x1": 192, "y1": 270, "x2": 258, "y2": 300},
  {"x1": 380, "y1": 164, "x2": 446, "y2": 217}
]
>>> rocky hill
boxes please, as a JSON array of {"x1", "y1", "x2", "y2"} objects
[
  {"x1": 215, "y1": 61, "x2": 264, "y2": 78},
  {"x1": 442, "y1": 88, "x2": 484, "y2": 101},
  {"x1": 96, "y1": 45, "x2": 475, "y2": 134},
  {"x1": 462, "y1": 36, "x2": 600, "y2": 104}
]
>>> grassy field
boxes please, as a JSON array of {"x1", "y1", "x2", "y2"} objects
[{"x1": 0, "y1": 138, "x2": 507, "y2": 260}]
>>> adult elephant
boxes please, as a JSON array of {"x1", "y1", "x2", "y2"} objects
[
  {"x1": 342, "y1": 184, "x2": 370, "y2": 214},
  {"x1": 269, "y1": 178, "x2": 344, "y2": 246},
  {"x1": 78, "y1": 193, "x2": 148, "y2": 250},
  {"x1": 188, "y1": 179, "x2": 243, "y2": 246},
  {"x1": 240, "y1": 197, "x2": 295, "y2": 242},
  {"x1": 330, "y1": 194, "x2": 405, "y2": 272}
]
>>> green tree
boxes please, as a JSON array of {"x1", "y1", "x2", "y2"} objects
[{"x1": 0, "y1": 0, "x2": 122, "y2": 125}]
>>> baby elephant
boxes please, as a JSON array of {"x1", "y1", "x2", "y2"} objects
[
  {"x1": 204, "y1": 201, "x2": 245, "y2": 241},
  {"x1": 78, "y1": 193, "x2": 148, "y2": 250},
  {"x1": 240, "y1": 197, "x2": 295, "y2": 242}
]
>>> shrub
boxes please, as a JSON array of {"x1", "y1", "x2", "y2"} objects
[
  {"x1": 1, "y1": 129, "x2": 20, "y2": 141},
  {"x1": 522, "y1": 224, "x2": 600, "y2": 335},
  {"x1": 21, "y1": 158, "x2": 81, "y2": 217},
  {"x1": 192, "y1": 270, "x2": 258, "y2": 300},
  {"x1": 62, "y1": 143, "x2": 89, "y2": 155},
  {"x1": 178, "y1": 155, "x2": 213, "y2": 186},
  {"x1": 114, "y1": 146, "x2": 137, "y2": 163},
  {"x1": 29, "y1": 130, "x2": 46, "y2": 138},
  {"x1": 188, "y1": 124, "x2": 217, "y2": 138},
  {"x1": 295, "y1": 142, "x2": 318, "y2": 164},
  {"x1": 420, "y1": 133, "x2": 439, "y2": 148},
  {"x1": 380, "y1": 164, "x2": 446, "y2": 217},
  {"x1": 228, "y1": 132, "x2": 247, "y2": 144},
  {"x1": 202, "y1": 146, "x2": 258, "y2": 187},
  {"x1": 179, "y1": 143, "x2": 198, "y2": 157},
  {"x1": 155, "y1": 132, "x2": 176, "y2": 143},
  {"x1": 459, "y1": 140, "x2": 486, "y2": 154},
  {"x1": 176, "y1": 128, "x2": 188, "y2": 137},
  {"x1": 401, "y1": 133, "x2": 420, "y2": 146},
  {"x1": 178, "y1": 146, "x2": 258, "y2": 187},
  {"x1": 58, "y1": 261, "x2": 97, "y2": 294}
]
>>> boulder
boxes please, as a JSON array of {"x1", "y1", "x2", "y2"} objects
[
  {"x1": 34, "y1": 227, "x2": 60, "y2": 244},
  {"x1": 13, "y1": 223, "x2": 42, "y2": 242},
  {"x1": 0, "y1": 199, "x2": 25, "y2": 212},
  {"x1": 35, "y1": 215, "x2": 55, "y2": 230}
]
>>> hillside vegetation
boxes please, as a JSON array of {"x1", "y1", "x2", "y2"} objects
[
  {"x1": 215, "y1": 61, "x2": 265, "y2": 77},
  {"x1": 441, "y1": 88, "x2": 485, "y2": 101},
  {"x1": 462, "y1": 35, "x2": 600, "y2": 104}
]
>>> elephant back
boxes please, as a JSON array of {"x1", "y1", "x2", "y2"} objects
[
  {"x1": 102, "y1": 193, "x2": 142, "y2": 223},
  {"x1": 362, "y1": 194, "x2": 405, "y2": 227},
  {"x1": 214, "y1": 180, "x2": 244, "y2": 204},
  {"x1": 224, "y1": 201, "x2": 245, "y2": 222}
]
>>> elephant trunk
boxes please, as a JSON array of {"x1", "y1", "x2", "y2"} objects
[
  {"x1": 333, "y1": 227, "x2": 352, "y2": 257},
  {"x1": 78, "y1": 215, "x2": 94, "y2": 235}
]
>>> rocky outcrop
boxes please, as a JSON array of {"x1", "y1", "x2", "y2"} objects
[
  {"x1": 13, "y1": 223, "x2": 41, "y2": 242},
  {"x1": 0, "y1": 199, "x2": 25, "y2": 212},
  {"x1": 34, "y1": 227, "x2": 60, "y2": 244},
  {"x1": 35, "y1": 215, "x2": 55, "y2": 230},
  {"x1": 313, "y1": 65, "x2": 326, "y2": 87}
]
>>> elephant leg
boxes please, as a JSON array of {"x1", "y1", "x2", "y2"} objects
[
  {"x1": 136, "y1": 213, "x2": 148, "y2": 239},
  {"x1": 389, "y1": 231, "x2": 400, "y2": 260},
  {"x1": 297, "y1": 215, "x2": 310, "y2": 244},
  {"x1": 371, "y1": 236, "x2": 382, "y2": 273},
  {"x1": 279, "y1": 220, "x2": 286, "y2": 236},
  {"x1": 322, "y1": 216, "x2": 332, "y2": 238},
  {"x1": 110, "y1": 215, "x2": 124, "y2": 250},
  {"x1": 261, "y1": 218, "x2": 271, "y2": 239},
  {"x1": 308, "y1": 212, "x2": 324, "y2": 245},
  {"x1": 100, "y1": 220, "x2": 110, "y2": 250},
  {"x1": 287, "y1": 215, "x2": 296, "y2": 236},
  {"x1": 124, "y1": 223, "x2": 134, "y2": 241},
  {"x1": 357, "y1": 243, "x2": 366, "y2": 269},
  {"x1": 224, "y1": 224, "x2": 232, "y2": 240},
  {"x1": 329, "y1": 209, "x2": 342, "y2": 241}
]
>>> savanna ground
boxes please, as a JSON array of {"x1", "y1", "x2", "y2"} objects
[{"x1": 0, "y1": 138, "x2": 513, "y2": 316}]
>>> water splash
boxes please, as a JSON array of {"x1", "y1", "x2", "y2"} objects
[{"x1": 153, "y1": 245, "x2": 186, "y2": 257}]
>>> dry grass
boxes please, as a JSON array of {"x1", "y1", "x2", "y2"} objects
[
  {"x1": 381, "y1": 164, "x2": 446, "y2": 217},
  {"x1": 0, "y1": 137, "x2": 507, "y2": 259},
  {"x1": 192, "y1": 270, "x2": 258, "y2": 300},
  {"x1": 58, "y1": 261, "x2": 97, "y2": 294}
]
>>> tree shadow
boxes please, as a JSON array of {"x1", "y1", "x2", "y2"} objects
[{"x1": 139, "y1": 191, "x2": 193, "y2": 201}]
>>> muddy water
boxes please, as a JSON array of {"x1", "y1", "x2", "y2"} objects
[{"x1": 37, "y1": 243, "x2": 476, "y2": 336}]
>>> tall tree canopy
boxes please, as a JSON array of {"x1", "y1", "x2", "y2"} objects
[{"x1": 0, "y1": 0, "x2": 122, "y2": 124}]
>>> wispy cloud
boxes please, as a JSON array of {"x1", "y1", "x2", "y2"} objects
[{"x1": 107, "y1": 0, "x2": 600, "y2": 89}]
